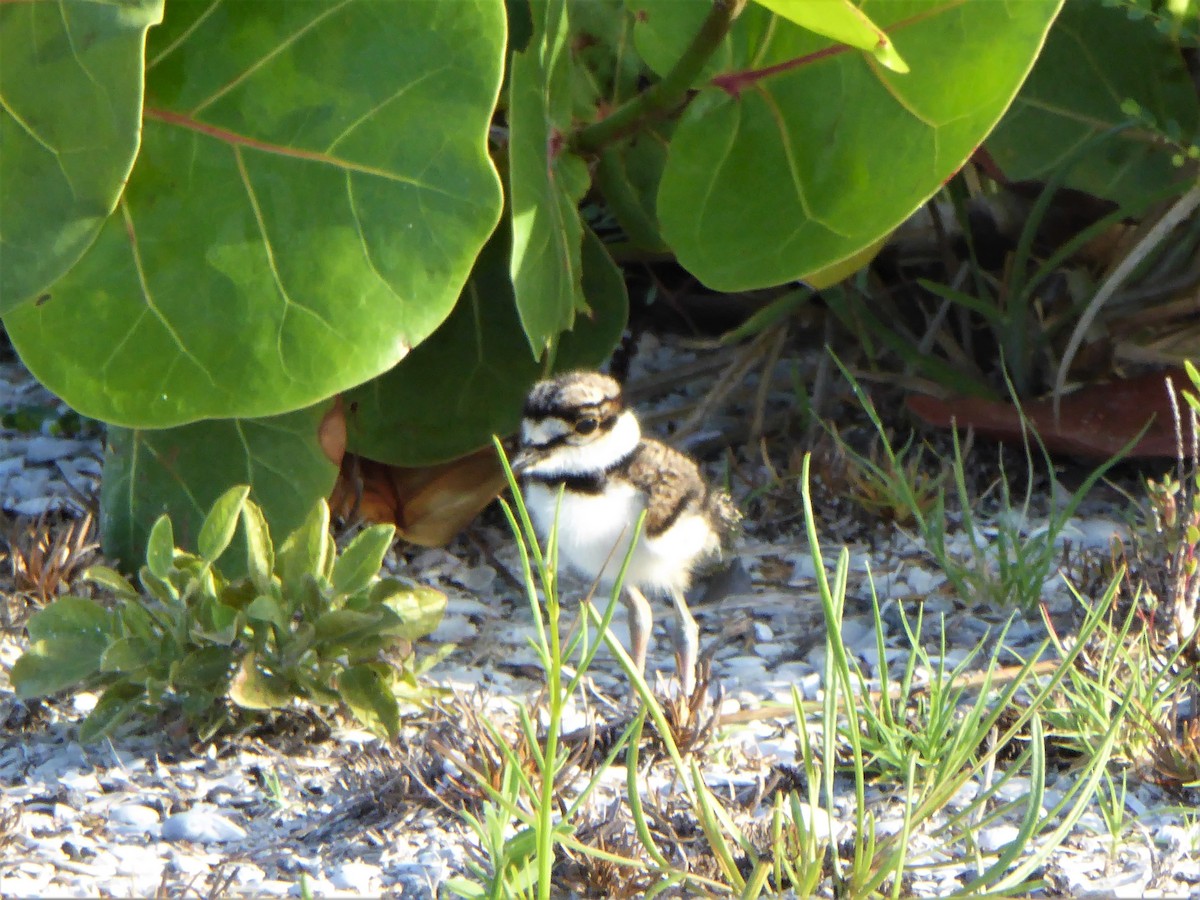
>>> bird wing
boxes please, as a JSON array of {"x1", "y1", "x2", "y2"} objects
[{"x1": 624, "y1": 440, "x2": 707, "y2": 537}]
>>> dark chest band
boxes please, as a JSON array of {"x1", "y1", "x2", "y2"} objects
[{"x1": 525, "y1": 447, "x2": 639, "y2": 496}]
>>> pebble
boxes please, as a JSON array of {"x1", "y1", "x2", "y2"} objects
[
  {"x1": 454, "y1": 564, "x2": 497, "y2": 592},
  {"x1": 23, "y1": 435, "x2": 89, "y2": 463},
  {"x1": 431, "y1": 612, "x2": 479, "y2": 643},
  {"x1": 161, "y1": 806, "x2": 246, "y2": 843},
  {"x1": 108, "y1": 802, "x2": 161, "y2": 834},
  {"x1": 978, "y1": 824, "x2": 1021, "y2": 853},
  {"x1": 330, "y1": 860, "x2": 383, "y2": 893}
]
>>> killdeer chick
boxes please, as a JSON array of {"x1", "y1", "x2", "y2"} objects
[{"x1": 512, "y1": 371, "x2": 739, "y2": 695}]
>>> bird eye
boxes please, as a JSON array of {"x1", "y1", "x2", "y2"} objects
[{"x1": 575, "y1": 417, "x2": 599, "y2": 435}]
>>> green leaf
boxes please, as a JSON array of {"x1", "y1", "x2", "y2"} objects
[
  {"x1": 139, "y1": 568, "x2": 179, "y2": 605},
  {"x1": 656, "y1": 0, "x2": 1063, "y2": 291},
  {"x1": 10, "y1": 597, "x2": 113, "y2": 697},
  {"x1": 198, "y1": 485, "x2": 251, "y2": 563},
  {"x1": 986, "y1": 2, "x2": 1199, "y2": 207},
  {"x1": 10, "y1": 639, "x2": 104, "y2": 699},
  {"x1": 191, "y1": 600, "x2": 243, "y2": 646},
  {"x1": 82, "y1": 565, "x2": 141, "y2": 601},
  {"x1": 27, "y1": 595, "x2": 112, "y2": 644},
  {"x1": 508, "y1": 0, "x2": 592, "y2": 357},
  {"x1": 245, "y1": 595, "x2": 290, "y2": 630},
  {"x1": 627, "y1": 0, "x2": 734, "y2": 84},
  {"x1": 145, "y1": 515, "x2": 175, "y2": 580},
  {"x1": 170, "y1": 646, "x2": 235, "y2": 690},
  {"x1": 79, "y1": 682, "x2": 145, "y2": 744},
  {"x1": 331, "y1": 525, "x2": 396, "y2": 597},
  {"x1": 100, "y1": 400, "x2": 339, "y2": 575},
  {"x1": 0, "y1": 0, "x2": 163, "y2": 310},
  {"x1": 345, "y1": 224, "x2": 627, "y2": 466},
  {"x1": 241, "y1": 502, "x2": 276, "y2": 596},
  {"x1": 277, "y1": 499, "x2": 333, "y2": 589},
  {"x1": 375, "y1": 581, "x2": 447, "y2": 640},
  {"x1": 594, "y1": 127, "x2": 672, "y2": 253},
  {"x1": 338, "y1": 664, "x2": 401, "y2": 739},
  {"x1": 751, "y1": 0, "x2": 908, "y2": 72},
  {"x1": 228, "y1": 652, "x2": 293, "y2": 710},
  {"x1": 118, "y1": 602, "x2": 160, "y2": 641},
  {"x1": 1185, "y1": 360, "x2": 1200, "y2": 392},
  {"x1": 313, "y1": 609, "x2": 385, "y2": 649},
  {"x1": 100, "y1": 637, "x2": 158, "y2": 674},
  {"x1": 568, "y1": 0, "x2": 645, "y2": 121},
  {"x1": 4, "y1": 0, "x2": 505, "y2": 426}
]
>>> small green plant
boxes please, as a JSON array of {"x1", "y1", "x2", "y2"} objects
[
  {"x1": 445, "y1": 440, "x2": 645, "y2": 900},
  {"x1": 259, "y1": 765, "x2": 288, "y2": 810},
  {"x1": 742, "y1": 455, "x2": 1129, "y2": 898},
  {"x1": 10, "y1": 486, "x2": 446, "y2": 742},
  {"x1": 833, "y1": 357, "x2": 1127, "y2": 610},
  {"x1": 829, "y1": 426, "x2": 944, "y2": 527}
]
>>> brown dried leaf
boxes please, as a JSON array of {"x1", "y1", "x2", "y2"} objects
[
  {"x1": 907, "y1": 369, "x2": 1190, "y2": 459},
  {"x1": 330, "y1": 447, "x2": 507, "y2": 547}
]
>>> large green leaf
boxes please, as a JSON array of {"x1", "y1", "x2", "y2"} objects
[
  {"x1": 628, "y1": 0, "x2": 739, "y2": 84},
  {"x1": 508, "y1": 0, "x2": 592, "y2": 357},
  {"x1": 656, "y1": 0, "x2": 1063, "y2": 291},
  {"x1": 345, "y1": 225, "x2": 627, "y2": 466},
  {"x1": 0, "y1": 0, "x2": 162, "y2": 311},
  {"x1": 4, "y1": 0, "x2": 505, "y2": 427},
  {"x1": 986, "y1": 1, "x2": 1199, "y2": 207},
  {"x1": 100, "y1": 401, "x2": 339, "y2": 573}
]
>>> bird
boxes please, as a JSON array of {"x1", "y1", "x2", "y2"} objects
[{"x1": 511, "y1": 371, "x2": 740, "y2": 695}]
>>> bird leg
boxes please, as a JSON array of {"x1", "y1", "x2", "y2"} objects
[
  {"x1": 669, "y1": 588, "x2": 700, "y2": 696},
  {"x1": 623, "y1": 585, "x2": 653, "y2": 682}
]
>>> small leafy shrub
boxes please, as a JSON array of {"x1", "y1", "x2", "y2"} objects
[{"x1": 10, "y1": 486, "x2": 445, "y2": 742}]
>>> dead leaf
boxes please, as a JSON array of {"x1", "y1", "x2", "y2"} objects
[
  {"x1": 319, "y1": 397, "x2": 347, "y2": 466},
  {"x1": 330, "y1": 447, "x2": 508, "y2": 547},
  {"x1": 907, "y1": 369, "x2": 1190, "y2": 459}
]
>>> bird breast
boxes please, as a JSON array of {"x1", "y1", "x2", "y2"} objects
[{"x1": 522, "y1": 480, "x2": 715, "y2": 597}]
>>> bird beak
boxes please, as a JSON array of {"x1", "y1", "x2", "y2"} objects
[{"x1": 509, "y1": 447, "x2": 537, "y2": 475}]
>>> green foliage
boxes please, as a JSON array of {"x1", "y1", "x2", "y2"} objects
[
  {"x1": 0, "y1": 0, "x2": 1070, "y2": 564},
  {"x1": 100, "y1": 400, "x2": 340, "y2": 575},
  {"x1": 653, "y1": 0, "x2": 1062, "y2": 291},
  {"x1": 835, "y1": 358, "x2": 1128, "y2": 609},
  {"x1": 3, "y1": 1, "x2": 506, "y2": 427},
  {"x1": 10, "y1": 487, "x2": 445, "y2": 742},
  {"x1": 0, "y1": 0, "x2": 163, "y2": 310},
  {"x1": 987, "y1": 0, "x2": 1199, "y2": 206}
]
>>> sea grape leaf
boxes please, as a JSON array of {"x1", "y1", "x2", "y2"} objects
[
  {"x1": 508, "y1": 0, "x2": 592, "y2": 357},
  {"x1": 656, "y1": 0, "x2": 1064, "y2": 291},
  {"x1": 345, "y1": 225, "x2": 627, "y2": 467},
  {"x1": 985, "y1": 1, "x2": 1199, "y2": 207},
  {"x1": 100, "y1": 401, "x2": 339, "y2": 574},
  {"x1": 4, "y1": 0, "x2": 505, "y2": 427},
  {"x1": 627, "y1": 0, "x2": 739, "y2": 84},
  {"x1": 0, "y1": 0, "x2": 163, "y2": 311},
  {"x1": 751, "y1": 0, "x2": 908, "y2": 72}
]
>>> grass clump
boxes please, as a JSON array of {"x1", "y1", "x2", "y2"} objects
[
  {"x1": 10, "y1": 485, "x2": 446, "y2": 742},
  {"x1": 831, "y1": 357, "x2": 1126, "y2": 610}
]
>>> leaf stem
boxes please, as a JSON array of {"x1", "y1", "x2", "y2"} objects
[{"x1": 568, "y1": 0, "x2": 745, "y2": 156}]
